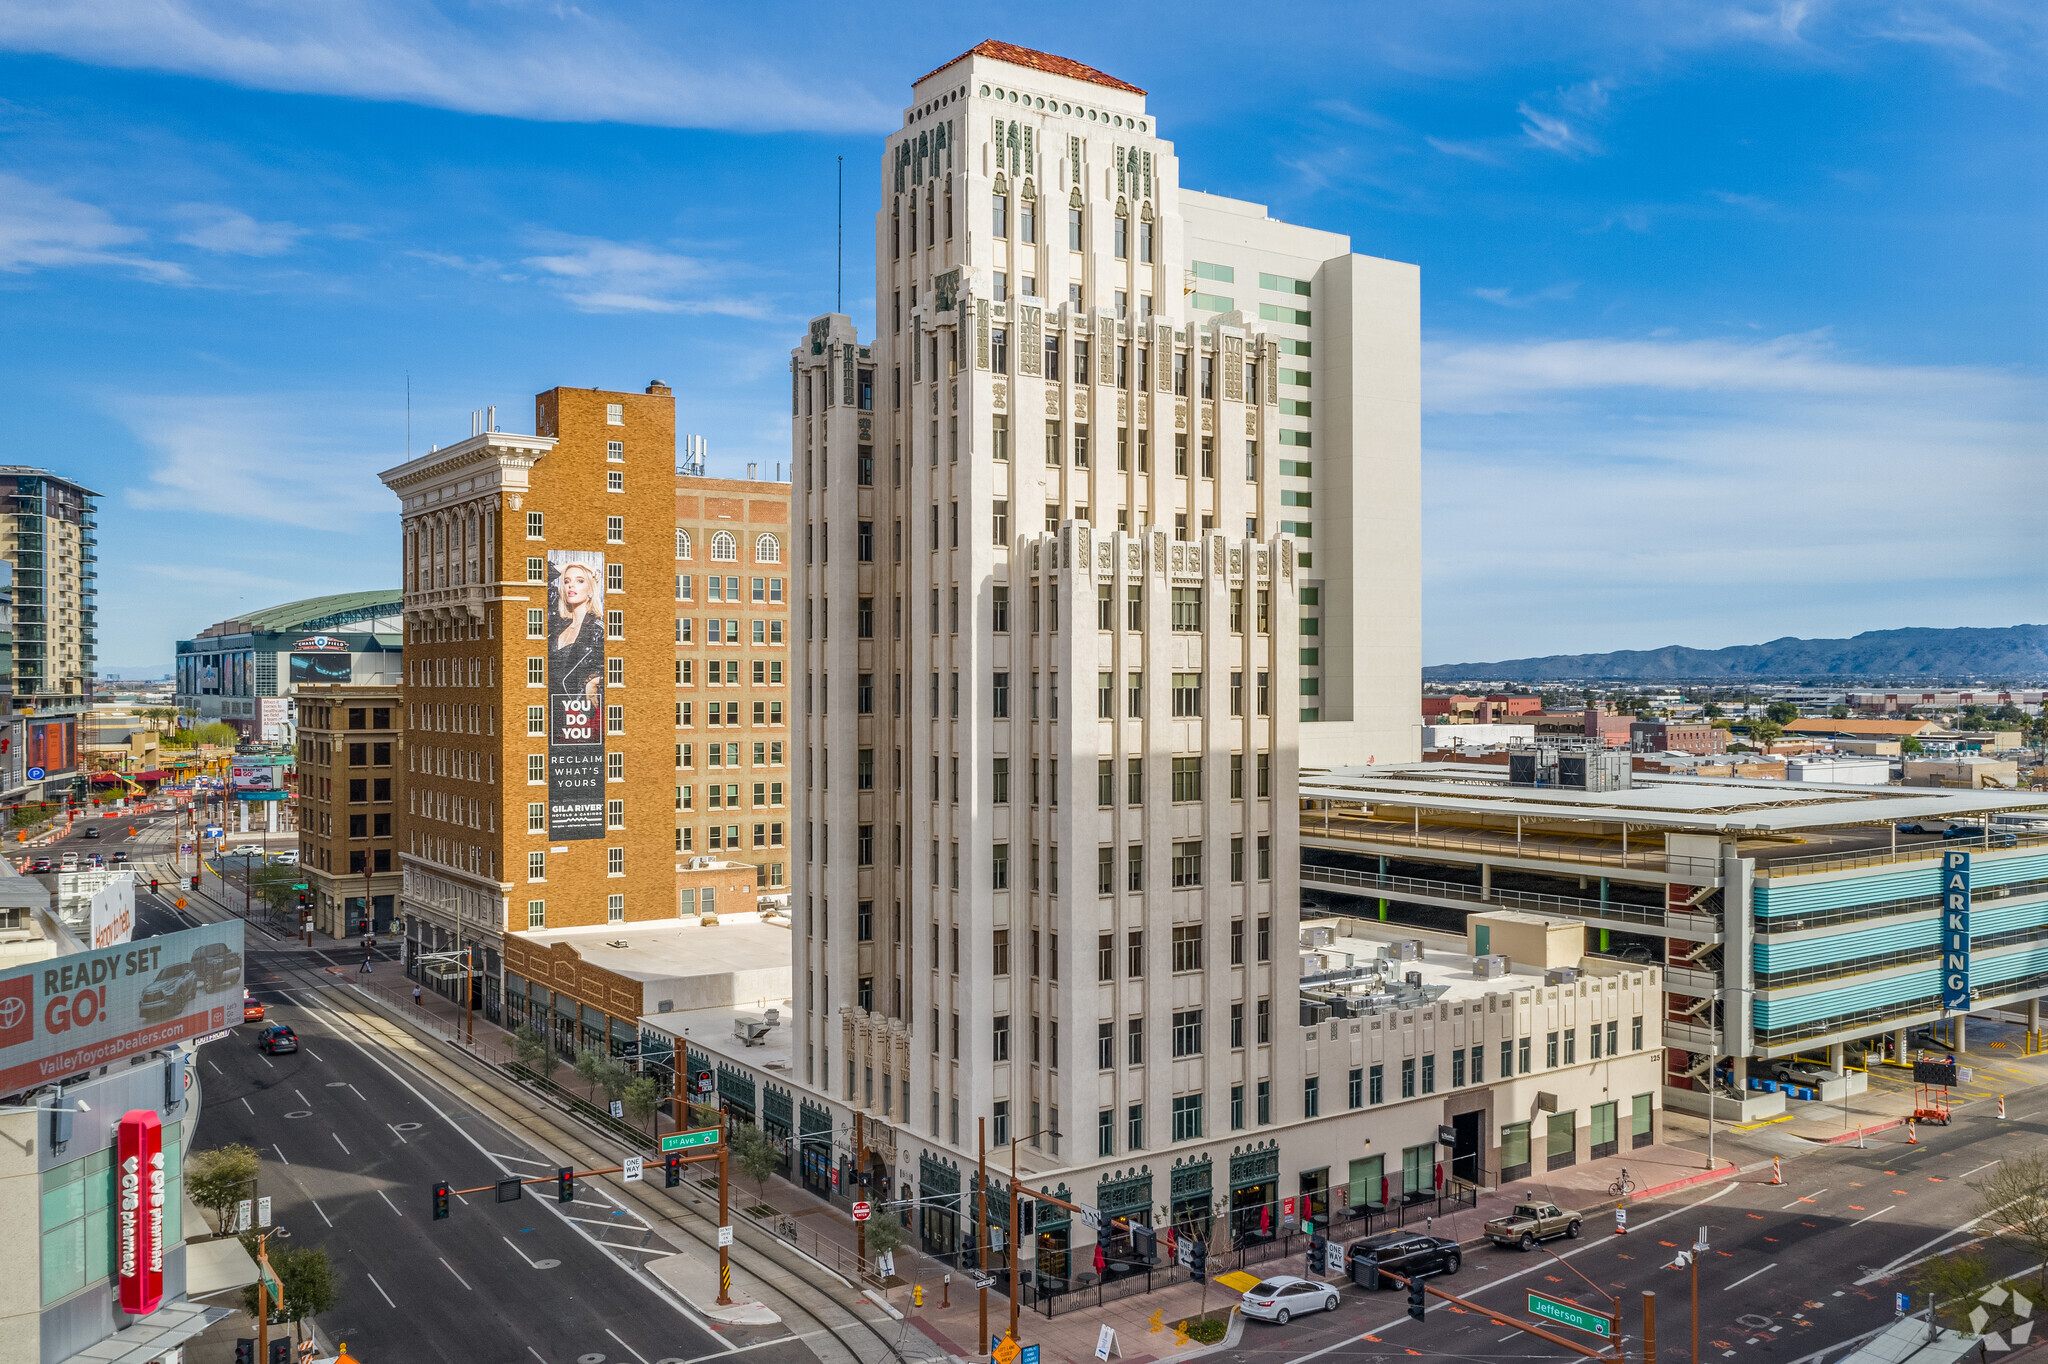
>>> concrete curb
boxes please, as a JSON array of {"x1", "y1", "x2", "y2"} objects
[{"x1": 1153, "y1": 1305, "x2": 1244, "y2": 1363}]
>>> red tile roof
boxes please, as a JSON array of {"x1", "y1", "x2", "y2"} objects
[{"x1": 917, "y1": 41, "x2": 1146, "y2": 97}]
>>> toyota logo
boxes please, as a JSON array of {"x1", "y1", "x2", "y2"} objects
[{"x1": 0, "y1": 996, "x2": 24, "y2": 1031}]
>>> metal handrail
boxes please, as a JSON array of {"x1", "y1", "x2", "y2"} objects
[
  {"x1": 1758, "y1": 829, "x2": 2048, "y2": 879},
  {"x1": 1300, "y1": 863, "x2": 1666, "y2": 925}
]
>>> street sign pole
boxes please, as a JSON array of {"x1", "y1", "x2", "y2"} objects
[
  {"x1": 718, "y1": 1135, "x2": 732, "y2": 1305},
  {"x1": 978, "y1": 1117, "x2": 989, "y2": 1356}
]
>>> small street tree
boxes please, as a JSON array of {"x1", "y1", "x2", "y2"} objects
[
  {"x1": 513, "y1": 1024, "x2": 559, "y2": 1081},
  {"x1": 187, "y1": 1144, "x2": 260, "y2": 1233},
  {"x1": 622, "y1": 1076, "x2": 664, "y2": 1133},
  {"x1": 1975, "y1": 1153, "x2": 2048, "y2": 1291},
  {"x1": 730, "y1": 1121, "x2": 780, "y2": 1204},
  {"x1": 242, "y1": 1238, "x2": 338, "y2": 1336}
]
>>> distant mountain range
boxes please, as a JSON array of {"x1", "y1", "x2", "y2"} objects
[{"x1": 1424, "y1": 625, "x2": 2048, "y2": 684}]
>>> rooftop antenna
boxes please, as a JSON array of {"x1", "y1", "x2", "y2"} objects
[
  {"x1": 406, "y1": 371, "x2": 411, "y2": 457},
  {"x1": 836, "y1": 155, "x2": 844, "y2": 315}
]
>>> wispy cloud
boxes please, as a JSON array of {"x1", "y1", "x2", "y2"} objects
[
  {"x1": 0, "y1": 0, "x2": 896, "y2": 132},
  {"x1": 1424, "y1": 136, "x2": 1505, "y2": 164},
  {"x1": 0, "y1": 173, "x2": 187, "y2": 281},
  {"x1": 114, "y1": 393, "x2": 396, "y2": 528},
  {"x1": 1426, "y1": 329, "x2": 2027, "y2": 413},
  {"x1": 170, "y1": 203, "x2": 302, "y2": 255},
  {"x1": 520, "y1": 233, "x2": 772, "y2": 318},
  {"x1": 1422, "y1": 330, "x2": 2046, "y2": 659},
  {"x1": 1471, "y1": 281, "x2": 1581, "y2": 308},
  {"x1": 1517, "y1": 79, "x2": 1611, "y2": 156}
]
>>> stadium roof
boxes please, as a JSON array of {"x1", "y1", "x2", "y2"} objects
[{"x1": 187, "y1": 590, "x2": 401, "y2": 639}]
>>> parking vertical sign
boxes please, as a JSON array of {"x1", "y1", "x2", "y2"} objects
[{"x1": 1941, "y1": 851, "x2": 1970, "y2": 1011}]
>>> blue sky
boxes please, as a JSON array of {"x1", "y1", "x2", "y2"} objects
[{"x1": 0, "y1": 1, "x2": 2040, "y2": 673}]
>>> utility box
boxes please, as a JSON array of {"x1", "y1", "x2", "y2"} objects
[{"x1": 1468, "y1": 910, "x2": 1580, "y2": 974}]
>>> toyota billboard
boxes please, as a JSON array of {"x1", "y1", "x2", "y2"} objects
[{"x1": 0, "y1": 920, "x2": 245, "y2": 1099}]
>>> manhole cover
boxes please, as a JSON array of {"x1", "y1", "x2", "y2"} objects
[
  {"x1": 578, "y1": 1355, "x2": 606, "y2": 1363},
  {"x1": 1737, "y1": 1315, "x2": 1773, "y2": 1330},
  {"x1": 532, "y1": 1258, "x2": 560, "y2": 1269},
  {"x1": 283, "y1": 1110, "x2": 312, "y2": 1119},
  {"x1": 392, "y1": 1122, "x2": 423, "y2": 1132}
]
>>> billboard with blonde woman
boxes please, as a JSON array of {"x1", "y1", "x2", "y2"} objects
[{"x1": 547, "y1": 551, "x2": 607, "y2": 839}]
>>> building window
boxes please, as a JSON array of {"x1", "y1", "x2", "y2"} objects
[
  {"x1": 527, "y1": 899, "x2": 545, "y2": 929},
  {"x1": 607, "y1": 847, "x2": 624, "y2": 876},
  {"x1": 1098, "y1": 1108, "x2": 1113, "y2": 1157},
  {"x1": 1170, "y1": 757, "x2": 1202, "y2": 803},
  {"x1": 528, "y1": 851, "x2": 546, "y2": 881},
  {"x1": 1421, "y1": 1054, "x2": 1437, "y2": 1094},
  {"x1": 607, "y1": 894, "x2": 624, "y2": 923},
  {"x1": 1401, "y1": 1058, "x2": 1416, "y2": 1098},
  {"x1": 527, "y1": 754, "x2": 545, "y2": 784},
  {"x1": 1349, "y1": 1067, "x2": 1364, "y2": 1109},
  {"x1": 1170, "y1": 588, "x2": 1201, "y2": 631},
  {"x1": 1170, "y1": 672, "x2": 1201, "y2": 717},
  {"x1": 1304, "y1": 1076, "x2": 1320, "y2": 1118},
  {"x1": 754, "y1": 532, "x2": 781, "y2": 563},
  {"x1": 1256, "y1": 998, "x2": 1270, "y2": 1044},
  {"x1": 1171, "y1": 925, "x2": 1203, "y2": 972},
  {"x1": 1126, "y1": 1103, "x2": 1143, "y2": 1150},
  {"x1": 1171, "y1": 1009, "x2": 1203, "y2": 1057},
  {"x1": 1170, "y1": 840, "x2": 1202, "y2": 887},
  {"x1": 1370, "y1": 1064, "x2": 1384, "y2": 1105},
  {"x1": 1171, "y1": 1094, "x2": 1202, "y2": 1142},
  {"x1": 1632, "y1": 1016, "x2": 1643, "y2": 1050},
  {"x1": 992, "y1": 1015, "x2": 1010, "y2": 1061},
  {"x1": 606, "y1": 516, "x2": 623, "y2": 542},
  {"x1": 1256, "y1": 1080, "x2": 1270, "y2": 1126},
  {"x1": 526, "y1": 609, "x2": 545, "y2": 638},
  {"x1": 1127, "y1": 930, "x2": 1144, "y2": 978}
]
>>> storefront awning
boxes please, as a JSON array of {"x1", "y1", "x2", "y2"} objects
[
  {"x1": 53, "y1": 1299, "x2": 233, "y2": 1364},
  {"x1": 183, "y1": 1233, "x2": 260, "y2": 1298},
  {"x1": 134, "y1": 770, "x2": 169, "y2": 781}
]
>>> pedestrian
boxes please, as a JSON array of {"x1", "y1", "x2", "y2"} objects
[
  {"x1": 359, "y1": 947, "x2": 373, "y2": 974},
  {"x1": 413, "y1": 984, "x2": 422, "y2": 1007}
]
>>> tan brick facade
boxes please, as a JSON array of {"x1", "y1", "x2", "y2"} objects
[
  {"x1": 293, "y1": 682, "x2": 403, "y2": 937},
  {"x1": 673, "y1": 477, "x2": 793, "y2": 894},
  {"x1": 381, "y1": 383, "x2": 680, "y2": 1012}
]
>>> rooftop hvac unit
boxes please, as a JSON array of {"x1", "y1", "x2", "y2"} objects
[
  {"x1": 1544, "y1": 967, "x2": 1579, "y2": 986},
  {"x1": 1405, "y1": 970, "x2": 1423, "y2": 987},
  {"x1": 1395, "y1": 939, "x2": 1424, "y2": 962},
  {"x1": 1472, "y1": 955, "x2": 1509, "y2": 979},
  {"x1": 1303, "y1": 925, "x2": 1333, "y2": 947}
]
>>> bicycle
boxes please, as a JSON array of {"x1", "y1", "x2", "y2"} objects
[{"x1": 1607, "y1": 1169, "x2": 1636, "y2": 1198}]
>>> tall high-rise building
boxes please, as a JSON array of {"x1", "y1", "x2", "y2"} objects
[
  {"x1": 0, "y1": 468, "x2": 99, "y2": 800},
  {"x1": 379, "y1": 386, "x2": 676, "y2": 1016},
  {"x1": 790, "y1": 42, "x2": 1417, "y2": 1209}
]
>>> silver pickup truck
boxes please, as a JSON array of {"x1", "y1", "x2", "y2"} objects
[{"x1": 1484, "y1": 1201, "x2": 1583, "y2": 1251}]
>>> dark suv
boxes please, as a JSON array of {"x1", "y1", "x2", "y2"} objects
[
  {"x1": 188, "y1": 942, "x2": 243, "y2": 991},
  {"x1": 1346, "y1": 1231, "x2": 1462, "y2": 1290}
]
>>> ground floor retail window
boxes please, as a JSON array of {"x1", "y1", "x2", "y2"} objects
[
  {"x1": 1590, "y1": 1101, "x2": 1618, "y2": 1160},
  {"x1": 1546, "y1": 1110, "x2": 1577, "y2": 1170},
  {"x1": 1632, "y1": 1093, "x2": 1655, "y2": 1147},
  {"x1": 1347, "y1": 1154, "x2": 1384, "y2": 1211},
  {"x1": 1401, "y1": 1143, "x2": 1433, "y2": 1200},
  {"x1": 1500, "y1": 1122, "x2": 1531, "y2": 1183}
]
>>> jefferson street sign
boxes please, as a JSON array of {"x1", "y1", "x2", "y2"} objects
[
  {"x1": 660, "y1": 1128, "x2": 722, "y2": 1154},
  {"x1": 1528, "y1": 1292, "x2": 1612, "y2": 1338}
]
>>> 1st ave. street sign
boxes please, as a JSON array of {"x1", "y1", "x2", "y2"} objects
[
  {"x1": 661, "y1": 1128, "x2": 722, "y2": 1153},
  {"x1": 1528, "y1": 1292, "x2": 1612, "y2": 1338}
]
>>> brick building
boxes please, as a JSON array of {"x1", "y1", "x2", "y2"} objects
[
  {"x1": 673, "y1": 475, "x2": 794, "y2": 895},
  {"x1": 293, "y1": 682, "x2": 403, "y2": 937},
  {"x1": 1629, "y1": 719, "x2": 1728, "y2": 756},
  {"x1": 379, "y1": 384, "x2": 677, "y2": 1016}
]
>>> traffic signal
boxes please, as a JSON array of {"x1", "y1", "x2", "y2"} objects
[
  {"x1": 1307, "y1": 1234, "x2": 1327, "y2": 1275},
  {"x1": 665, "y1": 1155, "x2": 682, "y2": 1187},
  {"x1": 149, "y1": 878, "x2": 159, "y2": 892},
  {"x1": 1188, "y1": 1241, "x2": 1208, "y2": 1281},
  {"x1": 1134, "y1": 1223, "x2": 1157, "y2": 1265},
  {"x1": 433, "y1": 1181, "x2": 451, "y2": 1220},
  {"x1": 235, "y1": 1341, "x2": 255, "y2": 1364},
  {"x1": 558, "y1": 1166, "x2": 574, "y2": 1203},
  {"x1": 1407, "y1": 1274, "x2": 1428, "y2": 1321},
  {"x1": 270, "y1": 1339, "x2": 291, "y2": 1364},
  {"x1": 190, "y1": 875, "x2": 200, "y2": 889}
]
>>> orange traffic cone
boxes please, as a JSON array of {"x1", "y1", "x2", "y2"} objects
[
  {"x1": 1770, "y1": 1156, "x2": 1783, "y2": 1185},
  {"x1": 1907, "y1": 1120, "x2": 1918, "y2": 1144}
]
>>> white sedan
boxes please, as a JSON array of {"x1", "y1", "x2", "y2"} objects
[{"x1": 1240, "y1": 1274, "x2": 1341, "y2": 1324}]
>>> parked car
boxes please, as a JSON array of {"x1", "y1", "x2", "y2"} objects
[
  {"x1": 1240, "y1": 1275, "x2": 1341, "y2": 1324},
  {"x1": 270, "y1": 850, "x2": 298, "y2": 865},
  {"x1": 189, "y1": 942, "x2": 243, "y2": 989},
  {"x1": 139, "y1": 963, "x2": 202, "y2": 1023},
  {"x1": 1485, "y1": 1202, "x2": 1584, "y2": 1251},
  {"x1": 1941, "y1": 826, "x2": 2018, "y2": 847},
  {"x1": 258, "y1": 1023, "x2": 298, "y2": 1055},
  {"x1": 1347, "y1": 1231, "x2": 1462, "y2": 1288},
  {"x1": 242, "y1": 991, "x2": 265, "y2": 1022},
  {"x1": 1762, "y1": 1058, "x2": 1828, "y2": 1086}
]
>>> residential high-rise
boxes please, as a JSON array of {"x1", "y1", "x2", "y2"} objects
[
  {"x1": 0, "y1": 467, "x2": 99, "y2": 799},
  {"x1": 379, "y1": 386, "x2": 675, "y2": 1017},
  {"x1": 673, "y1": 471, "x2": 794, "y2": 895},
  {"x1": 790, "y1": 42, "x2": 1417, "y2": 1213}
]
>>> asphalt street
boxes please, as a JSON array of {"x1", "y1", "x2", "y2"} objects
[
  {"x1": 1217, "y1": 1094, "x2": 2048, "y2": 1364},
  {"x1": 72, "y1": 803, "x2": 822, "y2": 1364}
]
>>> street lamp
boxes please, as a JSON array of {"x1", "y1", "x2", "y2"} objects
[{"x1": 1005, "y1": 1126, "x2": 1061, "y2": 1344}]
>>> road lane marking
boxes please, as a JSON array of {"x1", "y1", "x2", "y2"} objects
[
  {"x1": 242, "y1": 1097, "x2": 254, "y2": 1114},
  {"x1": 387, "y1": 1123, "x2": 409, "y2": 1144},
  {"x1": 1724, "y1": 1265, "x2": 1774, "y2": 1291},
  {"x1": 310, "y1": 1199, "x2": 333, "y2": 1227},
  {"x1": 295, "y1": 1089, "x2": 311, "y2": 1106},
  {"x1": 349, "y1": 1085, "x2": 367, "y2": 1101},
  {"x1": 528, "y1": 1350, "x2": 547, "y2": 1364},
  {"x1": 289, "y1": 990, "x2": 731, "y2": 1348},
  {"x1": 1781, "y1": 1189, "x2": 1826, "y2": 1209},
  {"x1": 1849, "y1": 1206, "x2": 1895, "y2": 1227},
  {"x1": 489, "y1": 1152, "x2": 552, "y2": 1166},
  {"x1": 596, "y1": 1241, "x2": 671, "y2": 1253},
  {"x1": 259, "y1": 1054, "x2": 273, "y2": 1068},
  {"x1": 273, "y1": 1143, "x2": 289, "y2": 1165},
  {"x1": 332, "y1": 1133, "x2": 349, "y2": 1156},
  {"x1": 378, "y1": 1189, "x2": 404, "y2": 1217},
  {"x1": 365, "y1": 1273, "x2": 396, "y2": 1307},
  {"x1": 607, "y1": 1328, "x2": 654, "y2": 1364},
  {"x1": 207, "y1": 1059, "x2": 223, "y2": 1076},
  {"x1": 439, "y1": 1257, "x2": 471, "y2": 1290},
  {"x1": 1278, "y1": 1180, "x2": 1740, "y2": 1364},
  {"x1": 305, "y1": 1048, "x2": 324, "y2": 1061}
]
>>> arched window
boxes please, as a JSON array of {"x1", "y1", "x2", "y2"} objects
[
  {"x1": 710, "y1": 530, "x2": 737, "y2": 562},
  {"x1": 675, "y1": 529, "x2": 692, "y2": 559},
  {"x1": 754, "y1": 533, "x2": 781, "y2": 564}
]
